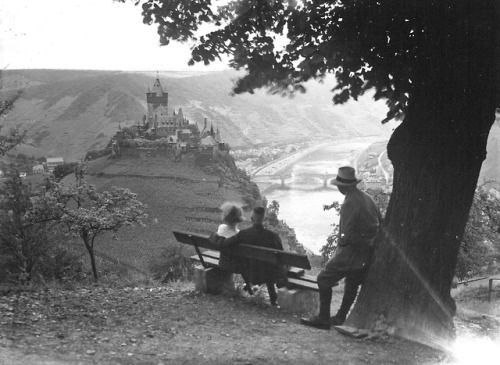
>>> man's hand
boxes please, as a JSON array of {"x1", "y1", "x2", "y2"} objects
[{"x1": 208, "y1": 232, "x2": 219, "y2": 243}]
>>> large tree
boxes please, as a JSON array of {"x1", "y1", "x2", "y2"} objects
[{"x1": 121, "y1": 0, "x2": 499, "y2": 346}]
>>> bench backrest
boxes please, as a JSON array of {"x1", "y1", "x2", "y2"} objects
[{"x1": 173, "y1": 230, "x2": 311, "y2": 270}]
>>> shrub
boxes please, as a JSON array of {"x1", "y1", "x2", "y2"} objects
[
  {"x1": 53, "y1": 162, "x2": 78, "y2": 181},
  {"x1": 84, "y1": 148, "x2": 111, "y2": 161},
  {"x1": 149, "y1": 242, "x2": 195, "y2": 282}
]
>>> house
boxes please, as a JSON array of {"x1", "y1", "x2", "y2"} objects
[
  {"x1": 46, "y1": 157, "x2": 64, "y2": 172},
  {"x1": 364, "y1": 175, "x2": 384, "y2": 190},
  {"x1": 32, "y1": 164, "x2": 45, "y2": 174}
]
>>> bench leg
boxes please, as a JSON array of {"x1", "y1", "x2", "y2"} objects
[
  {"x1": 277, "y1": 287, "x2": 319, "y2": 315},
  {"x1": 194, "y1": 265, "x2": 234, "y2": 294}
]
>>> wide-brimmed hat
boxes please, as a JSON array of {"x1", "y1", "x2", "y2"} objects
[{"x1": 330, "y1": 166, "x2": 362, "y2": 186}]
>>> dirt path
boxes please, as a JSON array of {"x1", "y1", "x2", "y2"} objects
[{"x1": 0, "y1": 284, "x2": 454, "y2": 365}]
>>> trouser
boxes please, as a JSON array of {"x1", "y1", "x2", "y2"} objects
[
  {"x1": 266, "y1": 282, "x2": 278, "y2": 303},
  {"x1": 316, "y1": 263, "x2": 368, "y2": 319},
  {"x1": 242, "y1": 273, "x2": 277, "y2": 303}
]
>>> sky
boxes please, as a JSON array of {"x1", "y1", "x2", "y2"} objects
[{"x1": 0, "y1": 0, "x2": 228, "y2": 71}]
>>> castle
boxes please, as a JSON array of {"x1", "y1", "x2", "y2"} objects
[{"x1": 134, "y1": 76, "x2": 224, "y2": 150}]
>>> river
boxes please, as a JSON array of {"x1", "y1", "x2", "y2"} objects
[{"x1": 254, "y1": 136, "x2": 386, "y2": 254}]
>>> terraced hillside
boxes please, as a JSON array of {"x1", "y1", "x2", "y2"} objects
[{"x1": 80, "y1": 151, "x2": 260, "y2": 274}]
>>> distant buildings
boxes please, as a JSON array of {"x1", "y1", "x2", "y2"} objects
[
  {"x1": 46, "y1": 157, "x2": 64, "y2": 172},
  {"x1": 32, "y1": 164, "x2": 45, "y2": 174}
]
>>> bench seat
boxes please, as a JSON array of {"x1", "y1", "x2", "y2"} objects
[
  {"x1": 189, "y1": 247, "x2": 320, "y2": 292},
  {"x1": 174, "y1": 230, "x2": 320, "y2": 291}
]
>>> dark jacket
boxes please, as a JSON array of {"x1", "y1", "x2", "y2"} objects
[
  {"x1": 331, "y1": 188, "x2": 382, "y2": 271},
  {"x1": 210, "y1": 223, "x2": 286, "y2": 285}
]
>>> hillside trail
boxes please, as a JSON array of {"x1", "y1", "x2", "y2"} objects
[{"x1": 0, "y1": 283, "x2": 498, "y2": 365}]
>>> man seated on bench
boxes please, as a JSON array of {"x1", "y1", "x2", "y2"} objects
[{"x1": 210, "y1": 206, "x2": 287, "y2": 306}]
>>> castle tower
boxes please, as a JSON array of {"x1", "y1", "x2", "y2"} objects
[{"x1": 146, "y1": 77, "x2": 169, "y2": 132}]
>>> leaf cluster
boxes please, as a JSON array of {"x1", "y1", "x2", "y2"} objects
[
  {"x1": 126, "y1": 0, "x2": 499, "y2": 122},
  {"x1": 32, "y1": 180, "x2": 148, "y2": 247}
]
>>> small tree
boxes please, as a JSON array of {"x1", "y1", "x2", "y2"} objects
[
  {"x1": 266, "y1": 200, "x2": 280, "y2": 227},
  {"x1": 34, "y1": 177, "x2": 148, "y2": 281}
]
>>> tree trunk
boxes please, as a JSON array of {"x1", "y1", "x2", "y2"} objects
[
  {"x1": 83, "y1": 236, "x2": 98, "y2": 281},
  {"x1": 348, "y1": 2, "x2": 498, "y2": 348}
]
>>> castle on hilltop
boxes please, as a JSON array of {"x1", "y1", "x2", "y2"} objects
[
  {"x1": 133, "y1": 76, "x2": 225, "y2": 151},
  {"x1": 109, "y1": 76, "x2": 228, "y2": 164}
]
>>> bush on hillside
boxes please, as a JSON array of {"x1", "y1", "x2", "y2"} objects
[
  {"x1": 149, "y1": 243, "x2": 195, "y2": 282},
  {"x1": 53, "y1": 162, "x2": 78, "y2": 181},
  {"x1": 85, "y1": 148, "x2": 111, "y2": 161},
  {"x1": 36, "y1": 238, "x2": 85, "y2": 283}
]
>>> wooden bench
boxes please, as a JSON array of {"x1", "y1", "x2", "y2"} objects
[{"x1": 172, "y1": 230, "x2": 320, "y2": 292}]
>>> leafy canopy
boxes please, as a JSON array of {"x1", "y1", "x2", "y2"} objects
[{"x1": 120, "y1": 0, "x2": 498, "y2": 121}]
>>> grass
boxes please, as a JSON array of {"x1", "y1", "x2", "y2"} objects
[{"x1": 453, "y1": 279, "x2": 500, "y2": 317}]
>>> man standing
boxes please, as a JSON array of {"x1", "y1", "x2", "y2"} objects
[
  {"x1": 301, "y1": 166, "x2": 382, "y2": 330},
  {"x1": 209, "y1": 206, "x2": 286, "y2": 306}
]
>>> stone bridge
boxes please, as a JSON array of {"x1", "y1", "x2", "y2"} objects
[{"x1": 273, "y1": 173, "x2": 337, "y2": 188}]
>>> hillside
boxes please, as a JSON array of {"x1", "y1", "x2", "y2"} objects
[
  {"x1": 1, "y1": 69, "x2": 392, "y2": 161},
  {"x1": 77, "y1": 149, "x2": 260, "y2": 275}
]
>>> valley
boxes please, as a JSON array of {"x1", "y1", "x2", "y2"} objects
[{"x1": 1, "y1": 69, "x2": 392, "y2": 161}]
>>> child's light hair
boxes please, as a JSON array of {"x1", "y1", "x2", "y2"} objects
[{"x1": 220, "y1": 202, "x2": 244, "y2": 224}]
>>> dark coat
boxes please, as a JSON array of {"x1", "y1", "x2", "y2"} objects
[{"x1": 210, "y1": 223, "x2": 287, "y2": 285}]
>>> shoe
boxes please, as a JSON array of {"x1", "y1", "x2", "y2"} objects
[
  {"x1": 330, "y1": 315, "x2": 346, "y2": 326},
  {"x1": 300, "y1": 315, "x2": 331, "y2": 330},
  {"x1": 271, "y1": 300, "x2": 279, "y2": 307},
  {"x1": 243, "y1": 285, "x2": 254, "y2": 295}
]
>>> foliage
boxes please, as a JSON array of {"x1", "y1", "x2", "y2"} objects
[
  {"x1": 123, "y1": 0, "x2": 498, "y2": 122},
  {"x1": 148, "y1": 243, "x2": 195, "y2": 282},
  {"x1": 320, "y1": 201, "x2": 341, "y2": 264},
  {"x1": 84, "y1": 148, "x2": 111, "y2": 162},
  {"x1": 30, "y1": 177, "x2": 148, "y2": 281},
  {"x1": 456, "y1": 186, "x2": 500, "y2": 280},
  {"x1": 266, "y1": 200, "x2": 280, "y2": 227},
  {"x1": 53, "y1": 162, "x2": 78, "y2": 181},
  {"x1": 0, "y1": 173, "x2": 47, "y2": 283},
  {"x1": 0, "y1": 90, "x2": 26, "y2": 156},
  {"x1": 0, "y1": 173, "x2": 79, "y2": 284}
]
